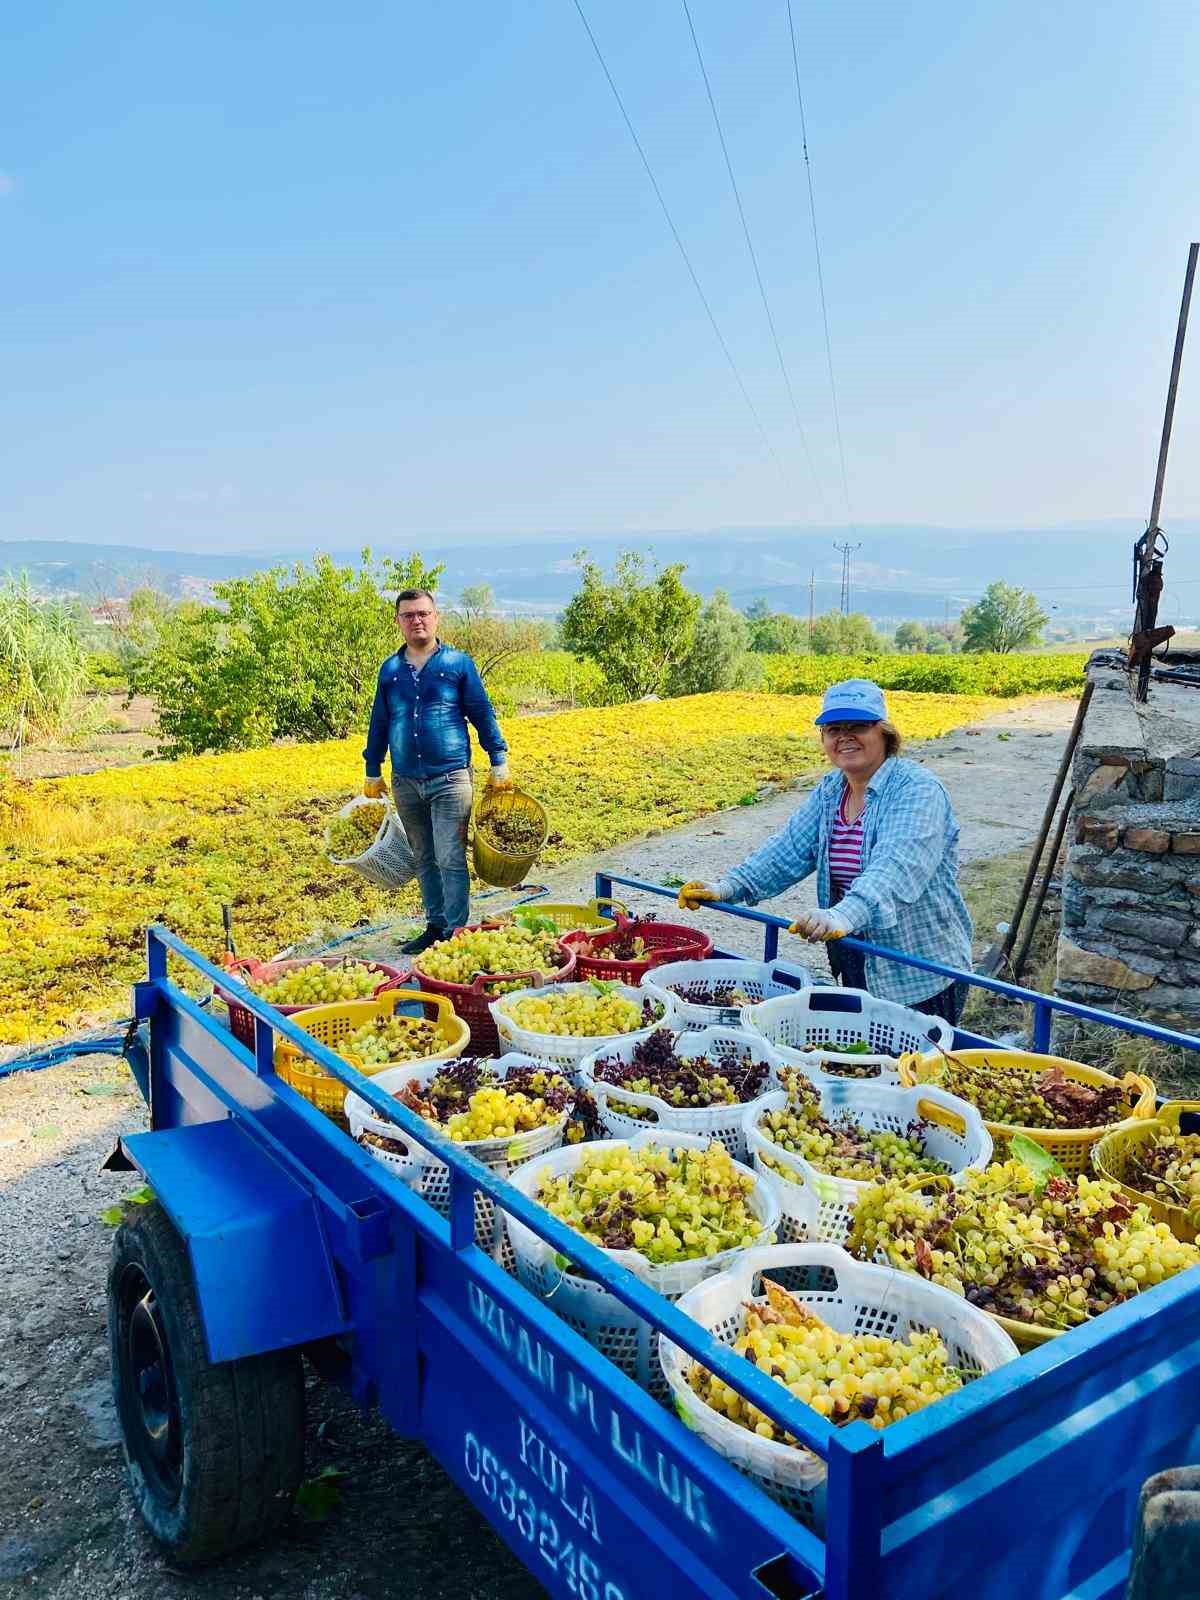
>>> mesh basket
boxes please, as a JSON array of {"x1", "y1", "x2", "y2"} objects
[
  {"x1": 741, "y1": 988, "x2": 955, "y2": 1084},
  {"x1": 490, "y1": 981, "x2": 675, "y2": 1075},
  {"x1": 578, "y1": 1024, "x2": 787, "y2": 1160},
  {"x1": 344, "y1": 1052, "x2": 569, "y2": 1267},
  {"x1": 472, "y1": 785, "x2": 549, "y2": 888},
  {"x1": 899, "y1": 1047, "x2": 1157, "y2": 1177},
  {"x1": 413, "y1": 925, "x2": 575, "y2": 1056},
  {"x1": 660, "y1": 1243, "x2": 1019, "y2": 1532},
  {"x1": 1092, "y1": 1100, "x2": 1200, "y2": 1244},
  {"x1": 504, "y1": 1130, "x2": 780, "y2": 1393},
  {"x1": 559, "y1": 920, "x2": 714, "y2": 984},
  {"x1": 215, "y1": 955, "x2": 408, "y2": 1049},
  {"x1": 327, "y1": 795, "x2": 416, "y2": 889},
  {"x1": 642, "y1": 958, "x2": 813, "y2": 1031},
  {"x1": 745, "y1": 1081, "x2": 992, "y2": 1245},
  {"x1": 273, "y1": 988, "x2": 469, "y2": 1126}
]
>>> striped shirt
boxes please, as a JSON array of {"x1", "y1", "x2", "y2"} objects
[{"x1": 829, "y1": 787, "x2": 866, "y2": 891}]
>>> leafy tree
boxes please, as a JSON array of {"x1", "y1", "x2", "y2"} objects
[
  {"x1": 130, "y1": 550, "x2": 442, "y2": 754},
  {"x1": 893, "y1": 621, "x2": 930, "y2": 654},
  {"x1": 809, "y1": 611, "x2": 888, "y2": 657},
  {"x1": 669, "y1": 590, "x2": 764, "y2": 695},
  {"x1": 560, "y1": 552, "x2": 700, "y2": 700},
  {"x1": 961, "y1": 582, "x2": 1047, "y2": 653},
  {"x1": 924, "y1": 632, "x2": 950, "y2": 655},
  {"x1": 440, "y1": 583, "x2": 545, "y2": 681},
  {"x1": 746, "y1": 607, "x2": 808, "y2": 654},
  {"x1": 744, "y1": 597, "x2": 771, "y2": 623},
  {"x1": 931, "y1": 619, "x2": 965, "y2": 653}
]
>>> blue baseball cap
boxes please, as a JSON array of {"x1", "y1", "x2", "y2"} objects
[{"x1": 815, "y1": 678, "x2": 887, "y2": 726}]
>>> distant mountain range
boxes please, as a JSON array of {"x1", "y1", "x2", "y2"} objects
[{"x1": 7, "y1": 522, "x2": 1200, "y2": 627}]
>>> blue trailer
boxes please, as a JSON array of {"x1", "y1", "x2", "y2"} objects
[{"x1": 108, "y1": 873, "x2": 1200, "y2": 1599}]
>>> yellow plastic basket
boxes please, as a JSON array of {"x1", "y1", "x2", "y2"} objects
[
  {"x1": 898, "y1": 1048, "x2": 1156, "y2": 1177},
  {"x1": 497, "y1": 898, "x2": 628, "y2": 934},
  {"x1": 1093, "y1": 1101, "x2": 1200, "y2": 1244},
  {"x1": 472, "y1": 785, "x2": 549, "y2": 888},
  {"x1": 274, "y1": 988, "x2": 470, "y2": 1124}
]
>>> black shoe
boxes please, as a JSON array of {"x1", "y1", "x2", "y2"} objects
[{"x1": 400, "y1": 923, "x2": 446, "y2": 956}]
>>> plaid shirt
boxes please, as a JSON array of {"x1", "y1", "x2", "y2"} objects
[{"x1": 718, "y1": 757, "x2": 973, "y2": 1005}]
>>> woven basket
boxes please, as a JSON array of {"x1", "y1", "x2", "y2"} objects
[
  {"x1": 215, "y1": 955, "x2": 408, "y2": 1049},
  {"x1": 472, "y1": 784, "x2": 548, "y2": 888},
  {"x1": 900, "y1": 1047, "x2": 1157, "y2": 1177},
  {"x1": 1093, "y1": 1100, "x2": 1200, "y2": 1244},
  {"x1": 559, "y1": 920, "x2": 714, "y2": 984}
]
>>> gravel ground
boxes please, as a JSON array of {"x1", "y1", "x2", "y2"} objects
[{"x1": 0, "y1": 696, "x2": 1077, "y2": 1599}]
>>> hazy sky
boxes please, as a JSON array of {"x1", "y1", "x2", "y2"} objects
[{"x1": 4, "y1": 2, "x2": 1198, "y2": 551}]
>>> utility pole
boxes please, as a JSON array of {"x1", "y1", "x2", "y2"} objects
[
  {"x1": 833, "y1": 541, "x2": 861, "y2": 615},
  {"x1": 1130, "y1": 242, "x2": 1198, "y2": 701},
  {"x1": 808, "y1": 569, "x2": 815, "y2": 639}
]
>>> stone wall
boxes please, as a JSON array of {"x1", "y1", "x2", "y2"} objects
[{"x1": 1057, "y1": 661, "x2": 1200, "y2": 1034}]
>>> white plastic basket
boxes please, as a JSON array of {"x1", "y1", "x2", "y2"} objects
[
  {"x1": 504, "y1": 1130, "x2": 780, "y2": 1393},
  {"x1": 741, "y1": 987, "x2": 956, "y2": 1084},
  {"x1": 490, "y1": 981, "x2": 675, "y2": 1075},
  {"x1": 642, "y1": 958, "x2": 813, "y2": 1031},
  {"x1": 745, "y1": 1080, "x2": 992, "y2": 1245},
  {"x1": 345, "y1": 1053, "x2": 569, "y2": 1265},
  {"x1": 578, "y1": 1025, "x2": 787, "y2": 1160},
  {"x1": 660, "y1": 1242, "x2": 1019, "y2": 1533},
  {"x1": 327, "y1": 795, "x2": 416, "y2": 890}
]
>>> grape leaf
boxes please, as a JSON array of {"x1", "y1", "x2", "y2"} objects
[
  {"x1": 99, "y1": 1206, "x2": 124, "y2": 1227},
  {"x1": 127, "y1": 1184, "x2": 155, "y2": 1205},
  {"x1": 295, "y1": 1466, "x2": 346, "y2": 1523},
  {"x1": 660, "y1": 873, "x2": 685, "y2": 889},
  {"x1": 1009, "y1": 1134, "x2": 1065, "y2": 1188},
  {"x1": 588, "y1": 978, "x2": 621, "y2": 997}
]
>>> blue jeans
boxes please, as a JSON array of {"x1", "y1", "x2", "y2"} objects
[{"x1": 392, "y1": 768, "x2": 474, "y2": 931}]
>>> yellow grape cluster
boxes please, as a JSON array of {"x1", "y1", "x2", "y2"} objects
[
  {"x1": 328, "y1": 801, "x2": 388, "y2": 858},
  {"x1": 537, "y1": 1141, "x2": 763, "y2": 1263},
  {"x1": 507, "y1": 988, "x2": 647, "y2": 1038},
  {"x1": 415, "y1": 926, "x2": 561, "y2": 987},
  {"x1": 688, "y1": 1279, "x2": 961, "y2": 1437},
  {"x1": 445, "y1": 1085, "x2": 561, "y2": 1142},
  {"x1": 254, "y1": 960, "x2": 381, "y2": 1006},
  {"x1": 759, "y1": 1074, "x2": 947, "y2": 1183},
  {"x1": 345, "y1": 1015, "x2": 441, "y2": 1066}
]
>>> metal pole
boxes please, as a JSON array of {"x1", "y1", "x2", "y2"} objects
[
  {"x1": 1149, "y1": 242, "x2": 1198, "y2": 533},
  {"x1": 999, "y1": 679, "x2": 1094, "y2": 964},
  {"x1": 1012, "y1": 785, "x2": 1075, "y2": 982}
]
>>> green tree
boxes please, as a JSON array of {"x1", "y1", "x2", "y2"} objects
[
  {"x1": 560, "y1": 551, "x2": 700, "y2": 700},
  {"x1": 893, "y1": 621, "x2": 930, "y2": 653},
  {"x1": 669, "y1": 590, "x2": 764, "y2": 695},
  {"x1": 130, "y1": 549, "x2": 442, "y2": 754},
  {"x1": 440, "y1": 584, "x2": 544, "y2": 681},
  {"x1": 809, "y1": 610, "x2": 888, "y2": 656},
  {"x1": 746, "y1": 607, "x2": 808, "y2": 654},
  {"x1": 961, "y1": 582, "x2": 1047, "y2": 653}
]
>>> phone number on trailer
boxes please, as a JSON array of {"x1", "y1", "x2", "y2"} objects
[{"x1": 464, "y1": 1432, "x2": 627, "y2": 1600}]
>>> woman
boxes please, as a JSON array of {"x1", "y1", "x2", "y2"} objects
[{"x1": 678, "y1": 678, "x2": 973, "y2": 1023}]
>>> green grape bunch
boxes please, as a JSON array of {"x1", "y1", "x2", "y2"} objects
[
  {"x1": 687, "y1": 1277, "x2": 962, "y2": 1439},
  {"x1": 846, "y1": 1160, "x2": 1200, "y2": 1332},
  {"x1": 344, "y1": 1014, "x2": 442, "y2": 1067},
  {"x1": 536, "y1": 1141, "x2": 765, "y2": 1265},
  {"x1": 507, "y1": 985, "x2": 663, "y2": 1039},
  {"x1": 910, "y1": 1053, "x2": 1126, "y2": 1130},
  {"x1": 328, "y1": 801, "x2": 388, "y2": 858},
  {"x1": 414, "y1": 925, "x2": 566, "y2": 990},
  {"x1": 252, "y1": 960, "x2": 383, "y2": 1006},
  {"x1": 1125, "y1": 1129, "x2": 1200, "y2": 1227},
  {"x1": 758, "y1": 1070, "x2": 949, "y2": 1183},
  {"x1": 392, "y1": 1058, "x2": 575, "y2": 1144}
]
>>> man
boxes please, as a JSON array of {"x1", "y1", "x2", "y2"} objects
[{"x1": 363, "y1": 587, "x2": 512, "y2": 954}]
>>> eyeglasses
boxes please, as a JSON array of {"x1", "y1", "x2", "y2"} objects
[
  {"x1": 397, "y1": 608, "x2": 435, "y2": 621},
  {"x1": 821, "y1": 721, "x2": 875, "y2": 735}
]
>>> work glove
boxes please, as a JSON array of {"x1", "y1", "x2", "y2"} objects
[
  {"x1": 678, "y1": 880, "x2": 721, "y2": 912},
  {"x1": 363, "y1": 776, "x2": 387, "y2": 800},
  {"x1": 487, "y1": 763, "x2": 513, "y2": 790},
  {"x1": 788, "y1": 909, "x2": 850, "y2": 943}
]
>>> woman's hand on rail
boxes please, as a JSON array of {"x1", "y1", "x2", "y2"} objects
[
  {"x1": 678, "y1": 880, "x2": 720, "y2": 912},
  {"x1": 788, "y1": 909, "x2": 850, "y2": 943}
]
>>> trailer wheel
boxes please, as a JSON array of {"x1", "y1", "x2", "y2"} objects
[{"x1": 108, "y1": 1201, "x2": 305, "y2": 1563}]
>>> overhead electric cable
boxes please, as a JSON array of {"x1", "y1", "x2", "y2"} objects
[
  {"x1": 680, "y1": 0, "x2": 827, "y2": 514},
  {"x1": 569, "y1": 0, "x2": 783, "y2": 475},
  {"x1": 786, "y1": 0, "x2": 855, "y2": 529}
]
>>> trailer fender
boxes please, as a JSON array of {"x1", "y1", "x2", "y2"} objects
[{"x1": 120, "y1": 1118, "x2": 349, "y2": 1362}]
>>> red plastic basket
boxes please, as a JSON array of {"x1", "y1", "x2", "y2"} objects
[
  {"x1": 411, "y1": 924, "x2": 576, "y2": 1055},
  {"x1": 216, "y1": 955, "x2": 409, "y2": 1049},
  {"x1": 558, "y1": 919, "x2": 713, "y2": 983}
]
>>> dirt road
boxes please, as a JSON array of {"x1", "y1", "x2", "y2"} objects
[{"x1": 0, "y1": 696, "x2": 1076, "y2": 1600}]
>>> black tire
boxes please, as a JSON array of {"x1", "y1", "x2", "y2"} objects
[{"x1": 107, "y1": 1201, "x2": 306, "y2": 1564}]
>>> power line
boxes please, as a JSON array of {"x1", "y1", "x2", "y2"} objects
[
  {"x1": 785, "y1": 0, "x2": 854, "y2": 529},
  {"x1": 679, "y1": 0, "x2": 827, "y2": 514},
  {"x1": 568, "y1": 0, "x2": 783, "y2": 476}
]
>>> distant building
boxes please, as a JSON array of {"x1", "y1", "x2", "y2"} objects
[{"x1": 89, "y1": 597, "x2": 132, "y2": 628}]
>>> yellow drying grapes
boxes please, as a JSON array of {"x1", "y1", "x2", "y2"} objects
[
  {"x1": 254, "y1": 960, "x2": 383, "y2": 1006},
  {"x1": 328, "y1": 802, "x2": 388, "y2": 858},
  {"x1": 507, "y1": 988, "x2": 649, "y2": 1039},
  {"x1": 415, "y1": 926, "x2": 563, "y2": 990},
  {"x1": 536, "y1": 1141, "x2": 764, "y2": 1264},
  {"x1": 344, "y1": 1015, "x2": 441, "y2": 1067},
  {"x1": 687, "y1": 1277, "x2": 962, "y2": 1437}
]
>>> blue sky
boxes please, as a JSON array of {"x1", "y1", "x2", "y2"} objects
[{"x1": 3, "y1": 1, "x2": 1198, "y2": 550}]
